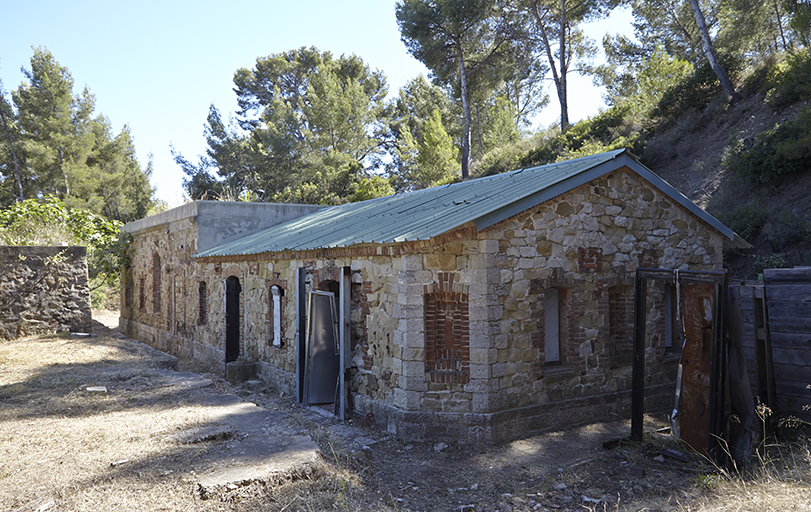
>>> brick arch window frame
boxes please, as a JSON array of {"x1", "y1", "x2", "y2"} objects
[
  {"x1": 424, "y1": 288, "x2": 470, "y2": 385},
  {"x1": 531, "y1": 269, "x2": 573, "y2": 368}
]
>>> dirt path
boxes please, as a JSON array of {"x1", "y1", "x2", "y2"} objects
[{"x1": 2, "y1": 319, "x2": 810, "y2": 511}]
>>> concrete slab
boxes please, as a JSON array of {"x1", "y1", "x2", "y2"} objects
[{"x1": 188, "y1": 393, "x2": 322, "y2": 495}]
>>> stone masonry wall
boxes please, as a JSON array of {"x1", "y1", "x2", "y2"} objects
[
  {"x1": 0, "y1": 246, "x2": 92, "y2": 339},
  {"x1": 122, "y1": 166, "x2": 727, "y2": 442}
]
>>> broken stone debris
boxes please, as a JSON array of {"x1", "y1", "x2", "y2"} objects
[{"x1": 85, "y1": 386, "x2": 107, "y2": 395}]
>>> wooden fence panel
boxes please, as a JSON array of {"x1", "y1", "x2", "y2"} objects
[{"x1": 764, "y1": 268, "x2": 811, "y2": 422}]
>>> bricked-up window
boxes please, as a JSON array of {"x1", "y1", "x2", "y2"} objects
[
  {"x1": 609, "y1": 285, "x2": 634, "y2": 367},
  {"x1": 138, "y1": 277, "x2": 146, "y2": 311},
  {"x1": 151, "y1": 253, "x2": 161, "y2": 315},
  {"x1": 543, "y1": 288, "x2": 561, "y2": 363},
  {"x1": 198, "y1": 281, "x2": 207, "y2": 326},
  {"x1": 270, "y1": 285, "x2": 283, "y2": 347},
  {"x1": 425, "y1": 291, "x2": 470, "y2": 384},
  {"x1": 124, "y1": 272, "x2": 133, "y2": 309}
]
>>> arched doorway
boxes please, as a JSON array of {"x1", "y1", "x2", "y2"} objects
[{"x1": 225, "y1": 276, "x2": 241, "y2": 363}]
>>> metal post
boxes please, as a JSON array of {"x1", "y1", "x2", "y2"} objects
[
  {"x1": 295, "y1": 267, "x2": 306, "y2": 403},
  {"x1": 631, "y1": 269, "x2": 647, "y2": 442}
]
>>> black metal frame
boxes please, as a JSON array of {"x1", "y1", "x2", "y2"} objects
[{"x1": 632, "y1": 268, "x2": 729, "y2": 459}]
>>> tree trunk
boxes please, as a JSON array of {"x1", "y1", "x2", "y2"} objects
[
  {"x1": 532, "y1": 0, "x2": 569, "y2": 132},
  {"x1": 0, "y1": 106, "x2": 24, "y2": 202},
  {"x1": 558, "y1": 0, "x2": 569, "y2": 132},
  {"x1": 687, "y1": 0, "x2": 741, "y2": 103},
  {"x1": 457, "y1": 45, "x2": 471, "y2": 179}
]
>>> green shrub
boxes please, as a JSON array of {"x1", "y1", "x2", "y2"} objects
[
  {"x1": 0, "y1": 196, "x2": 129, "y2": 295},
  {"x1": 730, "y1": 105, "x2": 811, "y2": 184},
  {"x1": 519, "y1": 103, "x2": 641, "y2": 168},
  {"x1": 653, "y1": 53, "x2": 743, "y2": 120},
  {"x1": 765, "y1": 49, "x2": 811, "y2": 109},
  {"x1": 716, "y1": 204, "x2": 769, "y2": 241}
]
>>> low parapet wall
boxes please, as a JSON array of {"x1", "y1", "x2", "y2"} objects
[{"x1": 0, "y1": 246, "x2": 92, "y2": 339}]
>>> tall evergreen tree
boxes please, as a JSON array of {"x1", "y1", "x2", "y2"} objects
[
  {"x1": 2, "y1": 48, "x2": 154, "y2": 220},
  {"x1": 396, "y1": 0, "x2": 525, "y2": 178},
  {"x1": 177, "y1": 47, "x2": 392, "y2": 205}
]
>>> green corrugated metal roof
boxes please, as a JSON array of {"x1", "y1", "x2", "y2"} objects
[{"x1": 194, "y1": 148, "x2": 750, "y2": 258}]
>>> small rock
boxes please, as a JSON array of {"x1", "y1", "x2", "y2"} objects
[
  {"x1": 501, "y1": 492, "x2": 512, "y2": 498},
  {"x1": 629, "y1": 465, "x2": 645, "y2": 478},
  {"x1": 86, "y1": 386, "x2": 107, "y2": 395},
  {"x1": 470, "y1": 483, "x2": 479, "y2": 491},
  {"x1": 433, "y1": 442, "x2": 449, "y2": 452},
  {"x1": 35, "y1": 501, "x2": 55, "y2": 512},
  {"x1": 553, "y1": 483, "x2": 568, "y2": 491},
  {"x1": 582, "y1": 495, "x2": 603, "y2": 506},
  {"x1": 653, "y1": 454, "x2": 665, "y2": 463},
  {"x1": 454, "y1": 505, "x2": 475, "y2": 512},
  {"x1": 404, "y1": 444, "x2": 413, "y2": 450}
]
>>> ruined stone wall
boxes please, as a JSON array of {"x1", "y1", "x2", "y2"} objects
[
  {"x1": 0, "y1": 246, "x2": 91, "y2": 339},
  {"x1": 120, "y1": 216, "x2": 202, "y2": 359}
]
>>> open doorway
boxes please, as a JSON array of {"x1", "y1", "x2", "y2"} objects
[{"x1": 225, "y1": 276, "x2": 241, "y2": 364}]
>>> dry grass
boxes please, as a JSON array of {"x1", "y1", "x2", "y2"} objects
[{"x1": 2, "y1": 329, "x2": 811, "y2": 511}]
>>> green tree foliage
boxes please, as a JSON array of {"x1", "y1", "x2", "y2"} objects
[
  {"x1": 396, "y1": 0, "x2": 526, "y2": 178},
  {"x1": 786, "y1": 0, "x2": 811, "y2": 46},
  {"x1": 0, "y1": 196, "x2": 129, "y2": 292},
  {"x1": 178, "y1": 47, "x2": 393, "y2": 205},
  {"x1": 764, "y1": 48, "x2": 811, "y2": 108},
  {"x1": 0, "y1": 48, "x2": 154, "y2": 221},
  {"x1": 397, "y1": 110, "x2": 459, "y2": 189},
  {"x1": 599, "y1": 44, "x2": 694, "y2": 116},
  {"x1": 389, "y1": 75, "x2": 462, "y2": 190}
]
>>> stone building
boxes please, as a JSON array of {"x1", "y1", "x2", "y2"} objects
[{"x1": 120, "y1": 149, "x2": 749, "y2": 441}]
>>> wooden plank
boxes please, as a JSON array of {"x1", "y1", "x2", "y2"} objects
[
  {"x1": 776, "y1": 397, "x2": 811, "y2": 421},
  {"x1": 764, "y1": 267, "x2": 811, "y2": 284},
  {"x1": 765, "y1": 301, "x2": 811, "y2": 318},
  {"x1": 769, "y1": 331, "x2": 811, "y2": 349},
  {"x1": 770, "y1": 346, "x2": 811, "y2": 366},
  {"x1": 767, "y1": 317, "x2": 811, "y2": 333},
  {"x1": 765, "y1": 285, "x2": 811, "y2": 302},
  {"x1": 773, "y1": 381, "x2": 811, "y2": 402},
  {"x1": 772, "y1": 362, "x2": 811, "y2": 383}
]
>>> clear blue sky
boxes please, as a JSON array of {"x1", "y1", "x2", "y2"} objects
[{"x1": 1, "y1": 1, "x2": 631, "y2": 207}]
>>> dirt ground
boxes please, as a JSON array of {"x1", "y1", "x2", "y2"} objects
[{"x1": 2, "y1": 313, "x2": 810, "y2": 512}]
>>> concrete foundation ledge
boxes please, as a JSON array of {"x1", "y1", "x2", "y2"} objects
[{"x1": 353, "y1": 385, "x2": 675, "y2": 443}]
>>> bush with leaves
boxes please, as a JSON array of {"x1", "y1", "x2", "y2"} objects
[
  {"x1": 652, "y1": 53, "x2": 743, "y2": 121},
  {"x1": 730, "y1": 105, "x2": 811, "y2": 184},
  {"x1": 765, "y1": 49, "x2": 811, "y2": 109},
  {"x1": 0, "y1": 196, "x2": 129, "y2": 306},
  {"x1": 519, "y1": 103, "x2": 643, "y2": 168}
]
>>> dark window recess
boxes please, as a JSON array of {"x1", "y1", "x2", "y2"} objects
[
  {"x1": 152, "y1": 253, "x2": 161, "y2": 315},
  {"x1": 198, "y1": 281, "x2": 207, "y2": 326}
]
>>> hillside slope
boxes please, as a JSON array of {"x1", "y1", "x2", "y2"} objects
[{"x1": 637, "y1": 92, "x2": 809, "y2": 279}]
